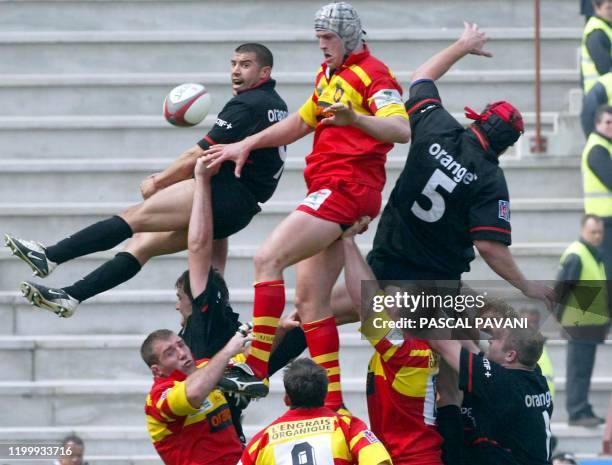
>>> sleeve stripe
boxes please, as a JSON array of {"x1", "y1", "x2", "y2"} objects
[
  {"x1": 349, "y1": 64, "x2": 372, "y2": 86},
  {"x1": 406, "y1": 98, "x2": 441, "y2": 115},
  {"x1": 410, "y1": 78, "x2": 434, "y2": 88},
  {"x1": 204, "y1": 135, "x2": 216, "y2": 145},
  {"x1": 468, "y1": 352, "x2": 474, "y2": 393},
  {"x1": 470, "y1": 226, "x2": 511, "y2": 234}
]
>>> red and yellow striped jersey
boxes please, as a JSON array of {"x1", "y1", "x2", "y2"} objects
[
  {"x1": 364, "y1": 322, "x2": 443, "y2": 465},
  {"x1": 144, "y1": 359, "x2": 242, "y2": 465},
  {"x1": 239, "y1": 407, "x2": 391, "y2": 465},
  {"x1": 298, "y1": 45, "x2": 408, "y2": 191}
]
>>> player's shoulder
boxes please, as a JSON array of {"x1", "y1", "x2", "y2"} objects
[
  {"x1": 149, "y1": 376, "x2": 177, "y2": 400},
  {"x1": 356, "y1": 53, "x2": 398, "y2": 81}
]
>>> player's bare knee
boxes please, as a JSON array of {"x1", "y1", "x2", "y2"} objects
[
  {"x1": 119, "y1": 205, "x2": 143, "y2": 231},
  {"x1": 254, "y1": 247, "x2": 285, "y2": 278},
  {"x1": 123, "y1": 240, "x2": 153, "y2": 266}
]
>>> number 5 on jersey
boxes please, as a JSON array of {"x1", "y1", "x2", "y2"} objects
[{"x1": 411, "y1": 168, "x2": 457, "y2": 223}]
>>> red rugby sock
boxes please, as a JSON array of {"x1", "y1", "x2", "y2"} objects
[
  {"x1": 303, "y1": 316, "x2": 344, "y2": 410},
  {"x1": 245, "y1": 280, "x2": 285, "y2": 379}
]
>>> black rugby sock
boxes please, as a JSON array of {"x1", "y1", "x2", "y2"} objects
[
  {"x1": 268, "y1": 327, "x2": 307, "y2": 376},
  {"x1": 438, "y1": 404, "x2": 465, "y2": 465},
  {"x1": 46, "y1": 216, "x2": 133, "y2": 264},
  {"x1": 63, "y1": 252, "x2": 142, "y2": 302}
]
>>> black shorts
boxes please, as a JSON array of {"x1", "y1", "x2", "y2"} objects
[{"x1": 211, "y1": 167, "x2": 261, "y2": 240}]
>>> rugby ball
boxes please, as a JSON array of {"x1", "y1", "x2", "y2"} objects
[{"x1": 163, "y1": 83, "x2": 212, "y2": 127}]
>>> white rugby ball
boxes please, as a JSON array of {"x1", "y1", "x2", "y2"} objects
[{"x1": 163, "y1": 83, "x2": 212, "y2": 127}]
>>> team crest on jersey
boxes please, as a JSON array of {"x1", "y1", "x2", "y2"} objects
[
  {"x1": 333, "y1": 85, "x2": 345, "y2": 103},
  {"x1": 498, "y1": 200, "x2": 511, "y2": 222},
  {"x1": 363, "y1": 430, "x2": 379, "y2": 444}
]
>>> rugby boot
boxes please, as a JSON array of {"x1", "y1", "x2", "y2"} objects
[
  {"x1": 20, "y1": 281, "x2": 78, "y2": 318},
  {"x1": 5, "y1": 234, "x2": 57, "y2": 277},
  {"x1": 217, "y1": 362, "x2": 270, "y2": 399}
]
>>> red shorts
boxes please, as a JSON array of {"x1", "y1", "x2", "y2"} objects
[{"x1": 296, "y1": 178, "x2": 382, "y2": 227}]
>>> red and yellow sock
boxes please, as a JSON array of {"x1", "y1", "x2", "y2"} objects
[
  {"x1": 303, "y1": 316, "x2": 344, "y2": 410},
  {"x1": 245, "y1": 280, "x2": 285, "y2": 379}
]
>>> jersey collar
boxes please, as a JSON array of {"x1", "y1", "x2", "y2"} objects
[
  {"x1": 238, "y1": 78, "x2": 276, "y2": 94},
  {"x1": 467, "y1": 125, "x2": 499, "y2": 164}
]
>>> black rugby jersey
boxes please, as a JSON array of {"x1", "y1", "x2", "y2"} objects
[
  {"x1": 197, "y1": 79, "x2": 288, "y2": 203},
  {"x1": 459, "y1": 350, "x2": 553, "y2": 465},
  {"x1": 371, "y1": 80, "x2": 511, "y2": 276},
  {"x1": 179, "y1": 268, "x2": 240, "y2": 360}
]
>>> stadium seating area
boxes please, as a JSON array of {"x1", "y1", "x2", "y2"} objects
[{"x1": 0, "y1": 0, "x2": 610, "y2": 463}]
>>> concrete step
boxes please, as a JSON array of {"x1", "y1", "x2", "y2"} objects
[
  {"x1": 0, "y1": 112, "x2": 559, "y2": 159},
  {"x1": 1, "y1": 332, "x2": 610, "y2": 380},
  {"x1": 0, "y1": 29, "x2": 582, "y2": 74},
  {"x1": 0, "y1": 373, "x2": 609, "y2": 427},
  {"x1": 0, "y1": 0, "x2": 582, "y2": 31},
  {"x1": 0, "y1": 69, "x2": 579, "y2": 116},
  {"x1": 0, "y1": 422, "x2": 604, "y2": 460},
  {"x1": 0, "y1": 155, "x2": 582, "y2": 203},
  {"x1": 0, "y1": 198, "x2": 585, "y2": 248},
  {"x1": 0, "y1": 241, "x2": 567, "y2": 293},
  {"x1": 0, "y1": 288, "x2": 568, "y2": 337}
]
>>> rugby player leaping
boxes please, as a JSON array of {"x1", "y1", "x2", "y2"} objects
[{"x1": 203, "y1": 1, "x2": 410, "y2": 412}]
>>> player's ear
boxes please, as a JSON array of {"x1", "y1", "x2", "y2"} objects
[
  {"x1": 505, "y1": 349, "x2": 518, "y2": 364},
  {"x1": 283, "y1": 393, "x2": 291, "y2": 407},
  {"x1": 151, "y1": 364, "x2": 163, "y2": 378},
  {"x1": 260, "y1": 66, "x2": 272, "y2": 80}
]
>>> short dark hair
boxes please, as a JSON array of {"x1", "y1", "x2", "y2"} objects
[
  {"x1": 235, "y1": 43, "x2": 274, "y2": 68},
  {"x1": 595, "y1": 104, "x2": 612, "y2": 124},
  {"x1": 175, "y1": 268, "x2": 229, "y2": 303},
  {"x1": 593, "y1": 0, "x2": 612, "y2": 8},
  {"x1": 283, "y1": 358, "x2": 328, "y2": 408},
  {"x1": 141, "y1": 329, "x2": 175, "y2": 367},
  {"x1": 582, "y1": 213, "x2": 603, "y2": 226},
  {"x1": 61, "y1": 434, "x2": 84, "y2": 448},
  {"x1": 502, "y1": 326, "x2": 545, "y2": 368}
]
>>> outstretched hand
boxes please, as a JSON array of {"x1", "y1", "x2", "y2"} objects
[
  {"x1": 342, "y1": 216, "x2": 372, "y2": 239},
  {"x1": 320, "y1": 101, "x2": 359, "y2": 127},
  {"x1": 140, "y1": 172, "x2": 160, "y2": 199},
  {"x1": 522, "y1": 281, "x2": 555, "y2": 311},
  {"x1": 194, "y1": 156, "x2": 220, "y2": 179},
  {"x1": 460, "y1": 21, "x2": 493, "y2": 57},
  {"x1": 201, "y1": 141, "x2": 251, "y2": 178}
]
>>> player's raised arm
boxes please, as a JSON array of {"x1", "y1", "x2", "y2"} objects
[
  {"x1": 412, "y1": 21, "x2": 492, "y2": 83},
  {"x1": 340, "y1": 217, "x2": 379, "y2": 323},
  {"x1": 140, "y1": 145, "x2": 206, "y2": 198},
  {"x1": 474, "y1": 240, "x2": 555, "y2": 309},
  {"x1": 186, "y1": 157, "x2": 219, "y2": 298},
  {"x1": 202, "y1": 112, "x2": 313, "y2": 177}
]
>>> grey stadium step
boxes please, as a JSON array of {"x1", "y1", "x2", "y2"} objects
[
  {"x1": 0, "y1": 113, "x2": 561, "y2": 159},
  {"x1": 0, "y1": 29, "x2": 582, "y2": 74},
  {"x1": 1, "y1": 332, "x2": 610, "y2": 381},
  {"x1": 0, "y1": 289, "x2": 569, "y2": 338},
  {"x1": 0, "y1": 0, "x2": 582, "y2": 32},
  {"x1": 0, "y1": 242, "x2": 569, "y2": 292},
  {"x1": 0, "y1": 155, "x2": 582, "y2": 203},
  {"x1": 0, "y1": 198, "x2": 585, "y2": 246},
  {"x1": 0, "y1": 69, "x2": 579, "y2": 116},
  {"x1": 0, "y1": 372, "x2": 609, "y2": 427}
]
